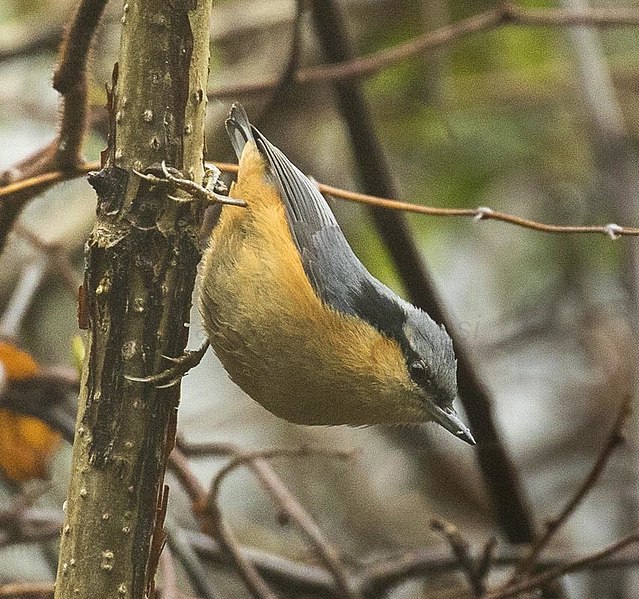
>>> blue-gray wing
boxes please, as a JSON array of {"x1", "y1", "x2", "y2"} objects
[
  {"x1": 255, "y1": 135, "x2": 370, "y2": 314},
  {"x1": 225, "y1": 104, "x2": 406, "y2": 331}
]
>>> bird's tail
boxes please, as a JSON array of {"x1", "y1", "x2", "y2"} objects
[{"x1": 225, "y1": 103, "x2": 255, "y2": 160}]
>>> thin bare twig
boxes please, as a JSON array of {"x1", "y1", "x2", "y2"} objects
[
  {"x1": 164, "y1": 519, "x2": 222, "y2": 599},
  {"x1": 205, "y1": 447, "x2": 355, "y2": 598},
  {"x1": 430, "y1": 519, "x2": 485, "y2": 598},
  {"x1": 205, "y1": 469, "x2": 278, "y2": 599},
  {"x1": 168, "y1": 448, "x2": 207, "y2": 510},
  {"x1": 210, "y1": 3, "x2": 639, "y2": 98},
  {"x1": 4, "y1": 161, "x2": 639, "y2": 238},
  {"x1": 246, "y1": 454, "x2": 358, "y2": 598},
  {"x1": 0, "y1": 582, "x2": 54, "y2": 599},
  {"x1": 319, "y1": 183, "x2": 639, "y2": 238},
  {"x1": 0, "y1": 169, "x2": 89, "y2": 199},
  {"x1": 485, "y1": 533, "x2": 639, "y2": 599},
  {"x1": 511, "y1": 395, "x2": 631, "y2": 580},
  {"x1": 0, "y1": 0, "x2": 108, "y2": 252}
]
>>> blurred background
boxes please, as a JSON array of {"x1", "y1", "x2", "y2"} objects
[{"x1": 1, "y1": 0, "x2": 639, "y2": 597}]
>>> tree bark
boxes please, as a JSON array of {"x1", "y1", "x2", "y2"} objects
[{"x1": 54, "y1": 1, "x2": 212, "y2": 598}]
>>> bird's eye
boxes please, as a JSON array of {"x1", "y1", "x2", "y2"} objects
[{"x1": 409, "y1": 360, "x2": 431, "y2": 385}]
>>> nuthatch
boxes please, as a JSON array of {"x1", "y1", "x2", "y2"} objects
[{"x1": 199, "y1": 104, "x2": 474, "y2": 444}]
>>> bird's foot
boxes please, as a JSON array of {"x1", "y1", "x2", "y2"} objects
[
  {"x1": 133, "y1": 161, "x2": 245, "y2": 207},
  {"x1": 126, "y1": 340, "x2": 210, "y2": 388}
]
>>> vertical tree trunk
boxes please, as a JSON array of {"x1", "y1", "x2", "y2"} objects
[{"x1": 54, "y1": 1, "x2": 212, "y2": 598}]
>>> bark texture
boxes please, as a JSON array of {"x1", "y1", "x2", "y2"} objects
[{"x1": 54, "y1": 1, "x2": 212, "y2": 598}]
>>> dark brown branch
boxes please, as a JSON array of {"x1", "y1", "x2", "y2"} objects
[
  {"x1": 0, "y1": 0, "x2": 108, "y2": 254},
  {"x1": 51, "y1": 0, "x2": 108, "y2": 170},
  {"x1": 308, "y1": 0, "x2": 535, "y2": 545},
  {"x1": 53, "y1": 0, "x2": 107, "y2": 95}
]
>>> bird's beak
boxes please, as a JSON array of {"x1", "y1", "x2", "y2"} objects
[{"x1": 431, "y1": 404, "x2": 476, "y2": 445}]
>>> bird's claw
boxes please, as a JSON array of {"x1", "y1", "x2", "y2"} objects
[
  {"x1": 133, "y1": 161, "x2": 245, "y2": 207},
  {"x1": 125, "y1": 340, "x2": 210, "y2": 388}
]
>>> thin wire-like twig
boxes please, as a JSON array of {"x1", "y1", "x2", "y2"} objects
[
  {"x1": 4, "y1": 160, "x2": 639, "y2": 238},
  {"x1": 2, "y1": 154, "x2": 639, "y2": 238},
  {"x1": 0, "y1": 169, "x2": 79, "y2": 199},
  {"x1": 210, "y1": 4, "x2": 639, "y2": 99},
  {"x1": 319, "y1": 182, "x2": 639, "y2": 238}
]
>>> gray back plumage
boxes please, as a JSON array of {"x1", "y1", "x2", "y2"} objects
[{"x1": 225, "y1": 104, "x2": 457, "y2": 404}]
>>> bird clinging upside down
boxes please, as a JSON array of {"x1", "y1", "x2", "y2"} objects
[{"x1": 199, "y1": 104, "x2": 474, "y2": 444}]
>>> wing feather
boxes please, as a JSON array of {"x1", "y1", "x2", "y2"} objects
[{"x1": 225, "y1": 104, "x2": 407, "y2": 334}]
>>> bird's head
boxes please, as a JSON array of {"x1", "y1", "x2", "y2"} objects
[{"x1": 399, "y1": 305, "x2": 475, "y2": 445}]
